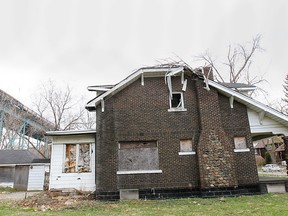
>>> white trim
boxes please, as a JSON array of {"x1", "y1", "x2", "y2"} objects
[
  {"x1": 117, "y1": 170, "x2": 162, "y2": 175},
  {"x1": 178, "y1": 151, "x2": 196, "y2": 155},
  {"x1": 169, "y1": 92, "x2": 185, "y2": 110},
  {"x1": 229, "y1": 96, "x2": 234, "y2": 108},
  {"x1": 141, "y1": 72, "x2": 144, "y2": 86},
  {"x1": 168, "y1": 108, "x2": 187, "y2": 112},
  {"x1": 182, "y1": 79, "x2": 187, "y2": 92},
  {"x1": 208, "y1": 80, "x2": 288, "y2": 127},
  {"x1": 46, "y1": 130, "x2": 96, "y2": 136},
  {"x1": 258, "y1": 111, "x2": 265, "y2": 125},
  {"x1": 101, "y1": 98, "x2": 105, "y2": 112},
  {"x1": 234, "y1": 148, "x2": 250, "y2": 152},
  {"x1": 86, "y1": 67, "x2": 184, "y2": 108}
]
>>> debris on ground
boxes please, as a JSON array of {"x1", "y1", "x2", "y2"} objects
[{"x1": 18, "y1": 189, "x2": 95, "y2": 211}]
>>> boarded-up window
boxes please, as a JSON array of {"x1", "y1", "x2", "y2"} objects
[
  {"x1": 180, "y1": 139, "x2": 193, "y2": 152},
  {"x1": 64, "y1": 144, "x2": 91, "y2": 173},
  {"x1": 234, "y1": 137, "x2": 247, "y2": 149},
  {"x1": 118, "y1": 141, "x2": 159, "y2": 171}
]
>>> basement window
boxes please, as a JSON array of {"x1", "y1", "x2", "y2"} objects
[
  {"x1": 64, "y1": 144, "x2": 91, "y2": 173},
  {"x1": 117, "y1": 141, "x2": 162, "y2": 174},
  {"x1": 168, "y1": 92, "x2": 187, "y2": 112},
  {"x1": 233, "y1": 137, "x2": 250, "y2": 152},
  {"x1": 179, "y1": 139, "x2": 196, "y2": 155}
]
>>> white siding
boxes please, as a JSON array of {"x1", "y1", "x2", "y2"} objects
[
  {"x1": 27, "y1": 165, "x2": 48, "y2": 191},
  {"x1": 49, "y1": 142, "x2": 96, "y2": 192},
  {"x1": 248, "y1": 109, "x2": 288, "y2": 136}
]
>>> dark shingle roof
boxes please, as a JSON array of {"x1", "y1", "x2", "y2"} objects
[{"x1": 0, "y1": 150, "x2": 44, "y2": 164}]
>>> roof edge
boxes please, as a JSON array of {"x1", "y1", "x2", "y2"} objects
[{"x1": 46, "y1": 129, "x2": 96, "y2": 136}]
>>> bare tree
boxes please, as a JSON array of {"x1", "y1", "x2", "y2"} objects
[
  {"x1": 196, "y1": 35, "x2": 267, "y2": 96},
  {"x1": 272, "y1": 75, "x2": 288, "y2": 115},
  {"x1": 32, "y1": 80, "x2": 95, "y2": 131}
]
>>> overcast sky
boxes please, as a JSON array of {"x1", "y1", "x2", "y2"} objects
[{"x1": 0, "y1": 0, "x2": 287, "y2": 108}]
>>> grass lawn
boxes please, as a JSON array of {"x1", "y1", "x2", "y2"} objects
[{"x1": 1, "y1": 193, "x2": 288, "y2": 216}]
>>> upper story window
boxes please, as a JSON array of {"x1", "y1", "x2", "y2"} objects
[{"x1": 168, "y1": 92, "x2": 187, "y2": 112}]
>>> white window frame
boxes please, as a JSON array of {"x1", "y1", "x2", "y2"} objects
[
  {"x1": 168, "y1": 92, "x2": 187, "y2": 112},
  {"x1": 63, "y1": 143, "x2": 92, "y2": 173}
]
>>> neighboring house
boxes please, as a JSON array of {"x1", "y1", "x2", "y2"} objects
[
  {"x1": 0, "y1": 150, "x2": 49, "y2": 191},
  {"x1": 253, "y1": 136, "x2": 284, "y2": 163},
  {"x1": 85, "y1": 65, "x2": 288, "y2": 200},
  {"x1": 46, "y1": 130, "x2": 96, "y2": 192}
]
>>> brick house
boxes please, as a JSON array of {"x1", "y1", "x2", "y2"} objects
[{"x1": 86, "y1": 65, "x2": 288, "y2": 200}]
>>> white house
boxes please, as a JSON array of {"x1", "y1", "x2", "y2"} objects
[{"x1": 46, "y1": 130, "x2": 96, "y2": 192}]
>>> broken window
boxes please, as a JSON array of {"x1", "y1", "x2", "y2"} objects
[
  {"x1": 64, "y1": 144, "x2": 91, "y2": 173},
  {"x1": 171, "y1": 93, "x2": 183, "y2": 108},
  {"x1": 118, "y1": 141, "x2": 159, "y2": 172},
  {"x1": 65, "y1": 144, "x2": 76, "y2": 173},
  {"x1": 169, "y1": 92, "x2": 186, "y2": 112},
  {"x1": 78, "y1": 144, "x2": 91, "y2": 172}
]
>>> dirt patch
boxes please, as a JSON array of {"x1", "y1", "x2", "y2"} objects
[{"x1": 1, "y1": 190, "x2": 95, "y2": 212}]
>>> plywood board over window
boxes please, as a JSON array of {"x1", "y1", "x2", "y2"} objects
[
  {"x1": 234, "y1": 137, "x2": 247, "y2": 149},
  {"x1": 179, "y1": 139, "x2": 195, "y2": 155},
  {"x1": 233, "y1": 137, "x2": 250, "y2": 152},
  {"x1": 118, "y1": 141, "x2": 161, "y2": 174}
]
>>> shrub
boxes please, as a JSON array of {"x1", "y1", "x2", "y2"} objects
[
  {"x1": 265, "y1": 152, "x2": 272, "y2": 164},
  {"x1": 255, "y1": 155, "x2": 265, "y2": 166}
]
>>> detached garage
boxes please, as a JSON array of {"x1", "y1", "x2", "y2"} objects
[{"x1": 0, "y1": 150, "x2": 49, "y2": 191}]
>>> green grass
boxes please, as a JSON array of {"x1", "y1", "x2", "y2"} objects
[
  {"x1": 0, "y1": 187, "x2": 17, "y2": 193},
  {"x1": 1, "y1": 193, "x2": 288, "y2": 216}
]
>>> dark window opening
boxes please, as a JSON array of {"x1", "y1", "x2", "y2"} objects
[{"x1": 171, "y1": 93, "x2": 182, "y2": 108}]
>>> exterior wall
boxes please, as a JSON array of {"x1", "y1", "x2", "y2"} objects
[
  {"x1": 14, "y1": 165, "x2": 29, "y2": 191},
  {"x1": 49, "y1": 134, "x2": 96, "y2": 192},
  {"x1": 96, "y1": 76, "x2": 200, "y2": 193},
  {"x1": 0, "y1": 166, "x2": 14, "y2": 187},
  {"x1": 27, "y1": 164, "x2": 49, "y2": 191},
  {"x1": 218, "y1": 94, "x2": 259, "y2": 185},
  {"x1": 95, "y1": 75, "x2": 259, "y2": 198},
  {"x1": 195, "y1": 80, "x2": 237, "y2": 189}
]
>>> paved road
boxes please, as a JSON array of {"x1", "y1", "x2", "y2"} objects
[{"x1": 0, "y1": 192, "x2": 40, "y2": 200}]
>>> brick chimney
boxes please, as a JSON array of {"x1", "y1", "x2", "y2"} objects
[{"x1": 195, "y1": 78, "x2": 237, "y2": 189}]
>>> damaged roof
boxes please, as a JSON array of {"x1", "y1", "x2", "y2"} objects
[
  {"x1": 85, "y1": 65, "x2": 288, "y2": 129},
  {"x1": 86, "y1": 65, "x2": 200, "y2": 111}
]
